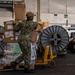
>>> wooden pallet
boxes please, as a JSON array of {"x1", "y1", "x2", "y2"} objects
[{"x1": 0, "y1": 64, "x2": 24, "y2": 71}]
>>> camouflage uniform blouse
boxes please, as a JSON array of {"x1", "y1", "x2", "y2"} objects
[{"x1": 14, "y1": 20, "x2": 38, "y2": 43}]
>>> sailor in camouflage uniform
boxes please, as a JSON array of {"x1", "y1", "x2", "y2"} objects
[{"x1": 11, "y1": 12, "x2": 38, "y2": 73}]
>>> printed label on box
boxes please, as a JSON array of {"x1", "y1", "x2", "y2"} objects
[
  {"x1": 5, "y1": 31, "x2": 14, "y2": 38},
  {"x1": 7, "y1": 25, "x2": 13, "y2": 29}
]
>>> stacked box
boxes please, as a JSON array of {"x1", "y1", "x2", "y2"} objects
[
  {"x1": 0, "y1": 49, "x2": 22, "y2": 64},
  {"x1": 30, "y1": 43, "x2": 37, "y2": 64},
  {"x1": 43, "y1": 22, "x2": 49, "y2": 29},
  {"x1": 14, "y1": 31, "x2": 20, "y2": 42},
  {"x1": 0, "y1": 43, "x2": 22, "y2": 64},
  {"x1": 14, "y1": 1, "x2": 26, "y2": 21},
  {"x1": 4, "y1": 20, "x2": 15, "y2": 43},
  {"x1": 3, "y1": 50, "x2": 15, "y2": 64},
  {"x1": 4, "y1": 20, "x2": 20, "y2": 43},
  {"x1": 0, "y1": 49, "x2": 14, "y2": 64}
]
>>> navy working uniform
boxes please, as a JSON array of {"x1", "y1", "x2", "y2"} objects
[{"x1": 11, "y1": 12, "x2": 38, "y2": 73}]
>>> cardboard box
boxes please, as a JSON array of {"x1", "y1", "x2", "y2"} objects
[
  {"x1": 4, "y1": 20, "x2": 14, "y2": 30},
  {"x1": 4, "y1": 24, "x2": 14, "y2": 30},
  {"x1": 4, "y1": 20, "x2": 15, "y2": 43},
  {"x1": 4, "y1": 31, "x2": 19, "y2": 43},
  {"x1": 4, "y1": 20, "x2": 20, "y2": 43},
  {"x1": 36, "y1": 24, "x2": 43, "y2": 32},
  {"x1": 4, "y1": 30, "x2": 15, "y2": 43},
  {"x1": 14, "y1": 31, "x2": 20, "y2": 42},
  {"x1": 43, "y1": 22, "x2": 49, "y2": 29},
  {"x1": 4, "y1": 20, "x2": 14, "y2": 25},
  {"x1": 30, "y1": 21, "x2": 49, "y2": 43},
  {"x1": 31, "y1": 24, "x2": 43, "y2": 43},
  {"x1": 38, "y1": 21, "x2": 49, "y2": 30},
  {"x1": 31, "y1": 31, "x2": 41, "y2": 43},
  {"x1": 14, "y1": 2, "x2": 26, "y2": 20}
]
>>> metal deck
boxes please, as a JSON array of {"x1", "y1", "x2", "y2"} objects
[{"x1": 0, "y1": 53, "x2": 75, "y2": 75}]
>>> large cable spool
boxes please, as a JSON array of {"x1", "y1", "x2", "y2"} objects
[
  {"x1": 40, "y1": 25, "x2": 69, "y2": 53},
  {"x1": 0, "y1": 26, "x2": 4, "y2": 55}
]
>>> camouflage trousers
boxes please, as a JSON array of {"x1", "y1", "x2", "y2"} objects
[{"x1": 15, "y1": 38, "x2": 31, "y2": 69}]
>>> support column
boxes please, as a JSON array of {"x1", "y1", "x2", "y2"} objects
[{"x1": 37, "y1": 0, "x2": 40, "y2": 22}]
